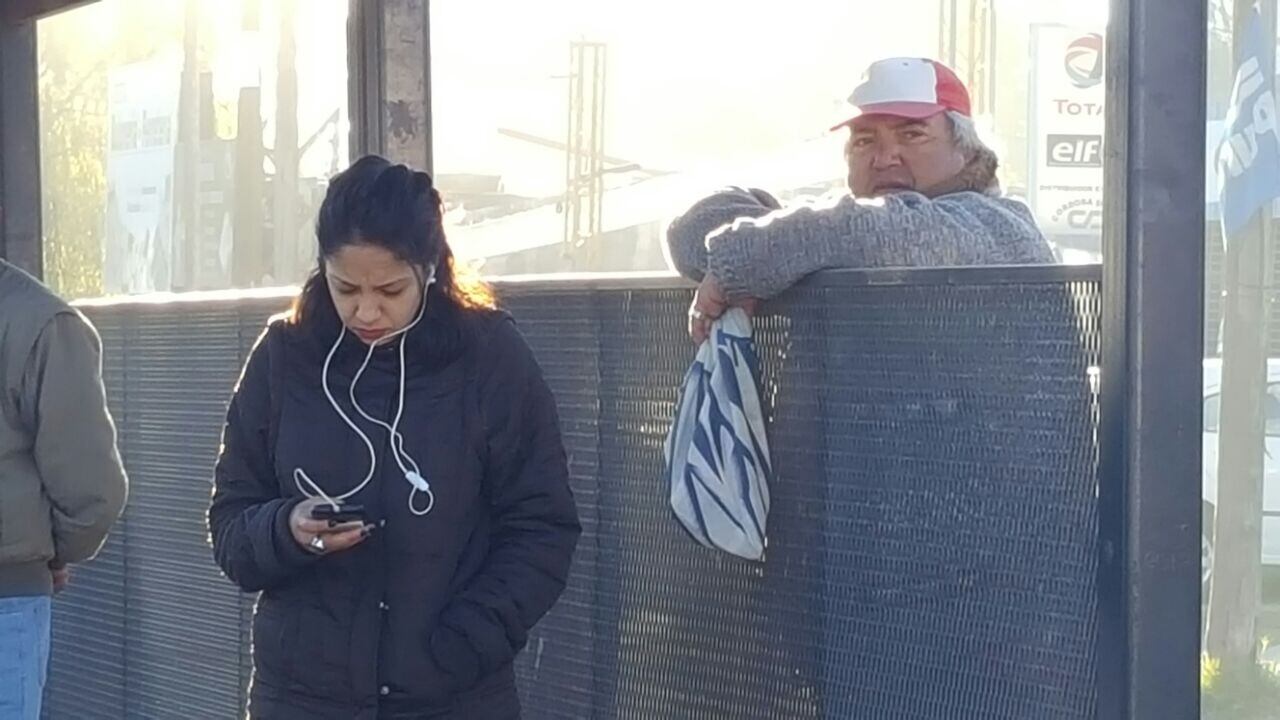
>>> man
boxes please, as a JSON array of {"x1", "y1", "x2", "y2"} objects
[
  {"x1": 0, "y1": 258, "x2": 128, "y2": 718},
  {"x1": 666, "y1": 57, "x2": 1055, "y2": 342}
]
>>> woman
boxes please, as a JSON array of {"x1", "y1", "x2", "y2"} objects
[{"x1": 208, "y1": 155, "x2": 580, "y2": 719}]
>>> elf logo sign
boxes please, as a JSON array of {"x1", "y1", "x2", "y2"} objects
[{"x1": 1046, "y1": 134, "x2": 1102, "y2": 167}]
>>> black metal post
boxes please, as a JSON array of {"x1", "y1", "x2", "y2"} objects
[
  {"x1": 348, "y1": 0, "x2": 384, "y2": 160},
  {"x1": 1098, "y1": 0, "x2": 1207, "y2": 717},
  {"x1": 3, "y1": 0, "x2": 98, "y2": 25},
  {"x1": 0, "y1": 18, "x2": 42, "y2": 275}
]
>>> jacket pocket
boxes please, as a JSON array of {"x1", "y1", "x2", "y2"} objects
[
  {"x1": 251, "y1": 597, "x2": 298, "y2": 689},
  {"x1": 0, "y1": 465, "x2": 53, "y2": 565},
  {"x1": 453, "y1": 669, "x2": 520, "y2": 719}
]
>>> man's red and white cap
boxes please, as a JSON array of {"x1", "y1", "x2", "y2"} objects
[{"x1": 831, "y1": 57, "x2": 972, "y2": 130}]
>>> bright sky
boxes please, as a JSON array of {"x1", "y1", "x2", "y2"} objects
[
  {"x1": 429, "y1": 0, "x2": 1112, "y2": 195},
  {"x1": 38, "y1": 0, "x2": 1114, "y2": 196}
]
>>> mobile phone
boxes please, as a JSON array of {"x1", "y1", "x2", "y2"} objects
[{"x1": 310, "y1": 503, "x2": 366, "y2": 524}]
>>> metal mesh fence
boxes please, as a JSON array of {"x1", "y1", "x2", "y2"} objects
[{"x1": 46, "y1": 267, "x2": 1100, "y2": 719}]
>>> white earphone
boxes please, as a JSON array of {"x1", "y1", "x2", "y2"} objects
[{"x1": 293, "y1": 265, "x2": 437, "y2": 517}]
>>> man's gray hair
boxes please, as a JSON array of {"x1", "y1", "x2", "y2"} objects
[{"x1": 946, "y1": 111, "x2": 991, "y2": 158}]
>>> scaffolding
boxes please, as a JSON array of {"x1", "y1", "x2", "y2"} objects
[{"x1": 563, "y1": 41, "x2": 606, "y2": 268}]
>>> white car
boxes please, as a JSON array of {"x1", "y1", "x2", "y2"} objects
[{"x1": 1201, "y1": 359, "x2": 1280, "y2": 590}]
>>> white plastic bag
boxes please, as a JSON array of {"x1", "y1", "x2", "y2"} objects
[{"x1": 663, "y1": 308, "x2": 773, "y2": 561}]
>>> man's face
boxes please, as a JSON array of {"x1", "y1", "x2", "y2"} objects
[{"x1": 844, "y1": 113, "x2": 967, "y2": 198}]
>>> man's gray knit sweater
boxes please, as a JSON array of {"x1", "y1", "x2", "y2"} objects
[{"x1": 664, "y1": 153, "x2": 1055, "y2": 299}]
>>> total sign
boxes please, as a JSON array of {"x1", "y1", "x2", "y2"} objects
[{"x1": 1029, "y1": 25, "x2": 1104, "y2": 243}]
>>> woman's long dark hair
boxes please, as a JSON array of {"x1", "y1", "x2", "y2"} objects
[{"x1": 291, "y1": 154, "x2": 494, "y2": 328}]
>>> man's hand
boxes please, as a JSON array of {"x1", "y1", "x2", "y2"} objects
[
  {"x1": 688, "y1": 274, "x2": 759, "y2": 345},
  {"x1": 50, "y1": 562, "x2": 70, "y2": 594}
]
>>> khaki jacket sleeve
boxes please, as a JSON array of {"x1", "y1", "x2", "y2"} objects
[{"x1": 21, "y1": 311, "x2": 128, "y2": 564}]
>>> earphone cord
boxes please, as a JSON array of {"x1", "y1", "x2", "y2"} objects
[{"x1": 293, "y1": 268, "x2": 437, "y2": 517}]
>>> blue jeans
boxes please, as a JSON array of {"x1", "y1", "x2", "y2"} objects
[{"x1": 0, "y1": 595, "x2": 51, "y2": 720}]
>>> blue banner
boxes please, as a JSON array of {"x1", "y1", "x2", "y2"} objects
[{"x1": 1219, "y1": 4, "x2": 1280, "y2": 237}]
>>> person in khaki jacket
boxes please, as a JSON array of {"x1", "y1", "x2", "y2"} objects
[{"x1": 0, "y1": 258, "x2": 127, "y2": 719}]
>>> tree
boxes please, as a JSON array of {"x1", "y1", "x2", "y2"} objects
[
  {"x1": 37, "y1": 0, "x2": 184, "y2": 299},
  {"x1": 1206, "y1": 0, "x2": 1275, "y2": 673},
  {"x1": 37, "y1": 8, "x2": 108, "y2": 299}
]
